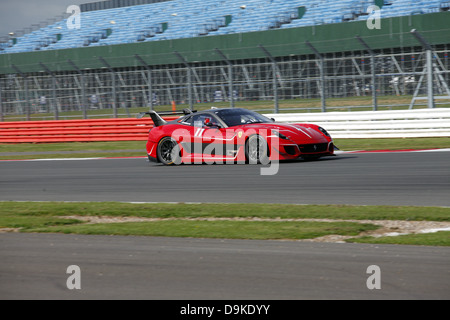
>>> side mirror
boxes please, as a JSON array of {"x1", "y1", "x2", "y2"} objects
[{"x1": 205, "y1": 122, "x2": 221, "y2": 128}]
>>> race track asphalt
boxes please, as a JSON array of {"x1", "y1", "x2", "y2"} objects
[
  {"x1": 1, "y1": 233, "x2": 449, "y2": 300},
  {"x1": 1, "y1": 150, "x2": 449, "y2": 301},
  {"x1": 0, "y1": 151, "x2": 449, "y2": 206}
]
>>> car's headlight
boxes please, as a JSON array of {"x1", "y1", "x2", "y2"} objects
[
  {"x1": 318, "y1": 127, "x2": 330, "y2": 137},
  {"x1": 271, "y1": 130, "x2": 289, "y2": 140}
]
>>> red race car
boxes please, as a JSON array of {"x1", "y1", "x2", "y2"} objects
[{"x1": 139, "y1": 108, "x2": 336, "y2": 165}]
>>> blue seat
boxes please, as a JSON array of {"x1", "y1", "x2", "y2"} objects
[{"x1": 1, "y1": 0, "x2": 445, "y2": 54}]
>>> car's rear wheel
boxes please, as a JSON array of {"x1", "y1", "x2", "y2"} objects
[
  {"x1": 157, "y1": 137, "x2": 181, "y2": 165},
  {"x1": 245, "y1": 135, "x2": 269, "y2": 164}
]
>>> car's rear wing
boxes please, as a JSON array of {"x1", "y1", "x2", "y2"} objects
[{"x1": 137, "y1": 109, "x2": 196, "y2": 127}]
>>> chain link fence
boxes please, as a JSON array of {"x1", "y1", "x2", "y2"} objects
[{"x1": 1, "y1": 42, "x2": 449, "y2": 121}]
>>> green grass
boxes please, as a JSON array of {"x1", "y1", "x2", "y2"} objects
[
  {"x1": 1, "y1": 202, "x2": 449, "y2": 221},
  {"x1": 1, "y1": 202, "x2": 449, "y2": 245},
  {"x1": 0, "y1": 141, "x2": 147, "y2": 160},
  {"x1": 0, "y1": 152, "x2": 145, "y2": 161},
  {"x1": 0, "y1": 214, "x2": 81, "y2": 230},
  {"x1": 0, "y1": 141, "x2": 145, "y2": 153},
  {"x1": 26, "y1": 220, "x2": 378, "y2": 240}
]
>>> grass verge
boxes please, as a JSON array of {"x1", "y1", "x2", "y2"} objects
[
  {"x1": 1, "y1": 202, "x2": 449, "y2": 245},
  {"x1": 0, "y1": 152, "x2": 145, "y2": 161},
  {"x1": 1, "y1": 201, "x2": 449, "y2": 221},
  {"x1": 26, "y1": 220, "x2": 378, "y2": 241},
  {"x1": 0, "y1": 141, "x2": 146, "y2": 160}
]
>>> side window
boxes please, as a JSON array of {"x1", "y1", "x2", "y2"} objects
[
  {"x1": 192, "y1": 115, "x2": 203, "y2": 128},
  {"x1": 192, "y1": 114, "x2": 214, "y2": 127}
]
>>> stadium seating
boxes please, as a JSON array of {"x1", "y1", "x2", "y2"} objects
[{"x1": 1, "y1": 0, "x2": 447, "y2": 54}]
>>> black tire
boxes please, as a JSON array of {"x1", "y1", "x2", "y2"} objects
[
  {"x1": 245, "y1": 135, "x2": 269, "y2": 164},
  {"x1": 157, "y1": 136, "x2": 181, "y2": 165}
]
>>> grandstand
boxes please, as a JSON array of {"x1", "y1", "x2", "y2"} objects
[
  {"x1": 0, "y1": 0, "x2": 449, "y2": 120},
  {"x1": 1, "y1": 0, "x2": 449, "y2": 53}
]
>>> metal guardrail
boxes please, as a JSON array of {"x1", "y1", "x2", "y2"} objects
[{"x1": 266, "y1": 108, "x2": 450, "y2": 138}]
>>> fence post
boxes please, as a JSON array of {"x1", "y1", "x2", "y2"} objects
[
  {"x1": 426, "y1": 49, "x2": 435, "y2": 109},
  {"x1": 356, "y1": 36, "x2": 378, "y2": 111},
  {"x1": 68, "y1": 59, "x2": 87, "y2": 119},
  {"x1": 259, "y1": 45, "x2": 279, "y2": 113},
  {"x1": 215, "y1": 48, "x2": 235, "y2": 108},
  {"x1": 12, "y1": 64, "x2": 31, "y2": 121},
  {"x1": 135, "y1": 54, "x2": 154, "y2": 111},
  {"x1": 40, "y1": 63, "x2": 59, "y2": 120},
  {"x1": 0, "y1": 77, "x2": 3, "y2": 122},
  {"x1": 411, "y1": 29, "x2": 435, "y2": 109},
  {"x1": 99, "y1": 57, "x2": 118, "y2": 118},
  {"x1": 81, "y1": 73, "x2": 87, "y2": 118},
  {"x1": 306, "y1": 41, "x2": 326, "y2": 112},
  {"x1": 174, "y1": 51, "x2": 193, "y2": 111},
  {"x1": 25, "y1": 78, "x2": 30, "y2": 121}
]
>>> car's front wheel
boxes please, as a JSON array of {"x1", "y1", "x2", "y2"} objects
[{"x1": 157, "y1": 137, "x2": 181, "y2": 165}]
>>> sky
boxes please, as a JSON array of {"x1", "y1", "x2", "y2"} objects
[{"x1": 0, "y1": 0, "x2": 91, "y2": 37}]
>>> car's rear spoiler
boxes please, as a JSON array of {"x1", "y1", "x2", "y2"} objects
[{"x1": 137, "y1": 109, "x2": 196, "y2": 127}]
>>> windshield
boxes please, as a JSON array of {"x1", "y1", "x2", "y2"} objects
[{"x1": 214, "y1": 109, "x2": 273, "y2": 127}]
